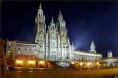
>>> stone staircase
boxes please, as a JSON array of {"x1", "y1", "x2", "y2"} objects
[
  {"x1": 56, "y1": 61, "x2": 71, "y2": 68},
  {"x1": 48, "y1": 61, "x2": 62, "y2": 68}
]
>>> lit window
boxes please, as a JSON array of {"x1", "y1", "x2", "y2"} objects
[
  {"x1": 35, "y1": 52, "x2": 37, "y2": 54},
  {"x1": 18, "y1": 51, "x2": 20, "y2": 54},
  {"x1": 8, "y1": 51, "x2": 10, "y2": 53},
  {"x1": 9, "y1": 43, "x2": 11, "y2": 45}
]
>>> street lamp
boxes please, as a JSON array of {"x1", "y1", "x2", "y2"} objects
[
  {"x1": 71, "y1": 62, "x2": 75, "y2": 65},
  {"x1": 79, "y1": 62, "x2": 83, "y2": 66},
  {"x1": 96, "y1": 62, "x2": 100, "y2": 69},
  {"x1": 87, "y1": 62, "x2": 92, "y2": 68},
  {"x1": 97, "y1": 62, "x2": 99, "y2": 65},
  {"x1": 79, "y1": 62, "x2": 83, "y2": 69}
]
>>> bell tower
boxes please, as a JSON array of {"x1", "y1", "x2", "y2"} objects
[
  {"x1": 34, "y1": 3, "x2": 46, "y2": 59},
  {"x1": 107, "y1": 50, "x2": 113, "y2": 58},
  {"x1": 56, "y1": 10, "x2": 70, "y2": 60}
]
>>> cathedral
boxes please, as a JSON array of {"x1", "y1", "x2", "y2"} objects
[
  {"x1": 6, "y1": 3, "x2": 104, "y2": 67},
  {"x1": 34, "y1": 4, "x2": 73, "y2": 61}
]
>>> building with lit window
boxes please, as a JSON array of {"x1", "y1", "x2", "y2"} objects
[
  {"x1": 70, "y1": 41, "x2": 102, "y2": 68},
  {"x1": 99, "y1": 51, "x2": 118, "y2": 67},
  {"x1": 72, "y1": 41, "x2": 102, "y2": 61},
  {"x1": 6, "y1": 41, "x2": 40, "y2": 60}
]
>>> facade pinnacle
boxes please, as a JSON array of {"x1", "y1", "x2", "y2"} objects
[
  {"x1": 39, "y1": 3, "x2": 42, "y2": 9},
  {"x1": 51, "y1": 17, "x2": 54, "y2": 23}
]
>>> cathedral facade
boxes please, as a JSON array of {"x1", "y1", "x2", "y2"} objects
[
  {"x1": 34, "y1": 4, "x2": 73, "y2": 61},
  {"x1": 6, "y1": 4, "x2": 103, "y2": 68}
]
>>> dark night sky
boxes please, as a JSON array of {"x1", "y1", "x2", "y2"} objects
[{"x1": 1, "y1": 1, "x2": 118, "y2": 57}]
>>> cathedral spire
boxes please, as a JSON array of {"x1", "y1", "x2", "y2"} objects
[
  {"x1": 59, "y1": 9, "x2": 62, "y2": 15},
  {"x1": 38, "y1": 3, "x2": 43, "y2": 15},
  {"x1": 90, "y1": 41, "x2": 96, "y2": 53},
  {"x1": 91, "y1": 41, "x2": 94, "y2": 46},
  {"x1": 58, "y1": 10, "x2": 63, "y2": 21},
  {"x1": 51, "y1": 17, "x2": 54, "y2": 23},
  {"x1": 72, "y1": 42, "x2": 75, "y2": 50},
  {"x1": 49, "y1": 17, "x2": 55, "y2": 30},
  {"x1": 39, "y1": 3, "x2": 42, "y2": 9}
]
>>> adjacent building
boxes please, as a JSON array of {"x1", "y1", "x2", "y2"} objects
[
  {"x1": 6, "y1": 41, "x2": 39, "y2": 59},
  {"x1": 99, "y1": 51, "x2": 118, "y2": 67}
]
